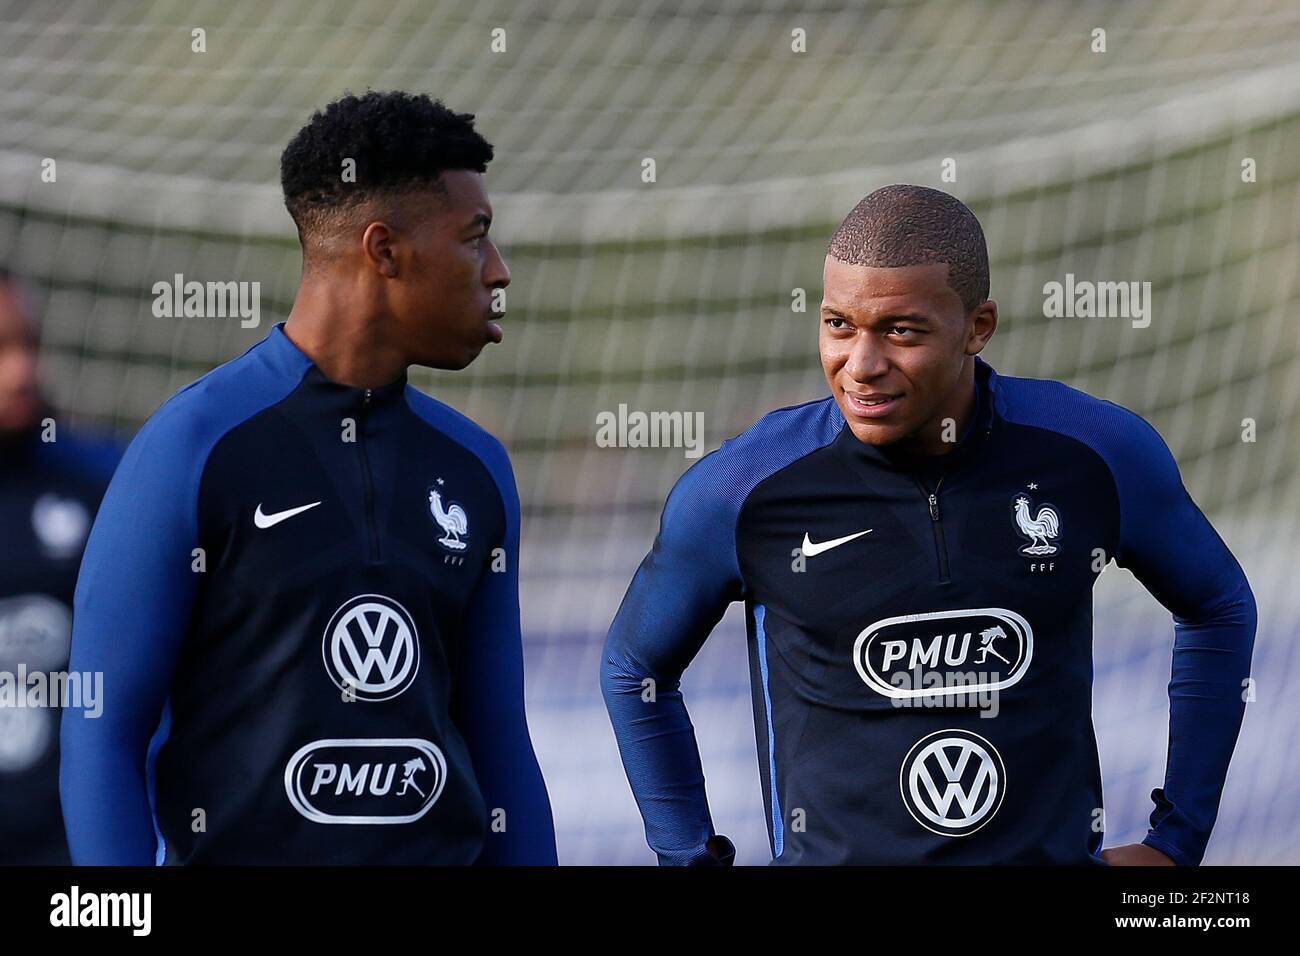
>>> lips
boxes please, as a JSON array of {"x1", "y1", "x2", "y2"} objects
[
  {"x1": 486, "y1": 312, "x2": 504, "y2": 343},
  {"x1": 843, "y1": 390, "x2": 902, "y2": 419}
]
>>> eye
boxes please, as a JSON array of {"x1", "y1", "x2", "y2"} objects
[
  {"x1": 889, "y1": 325, "x2": 918, "y2": 337},
  {"x1": 825, "y1": 317, "x2": 849, "y2": 330}
]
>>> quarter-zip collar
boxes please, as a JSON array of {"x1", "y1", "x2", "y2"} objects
[{"x1": 264, "y1": 322, "x2": 408, "y2": 410}]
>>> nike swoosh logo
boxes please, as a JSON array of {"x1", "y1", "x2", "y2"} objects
[
  {"x1": 254, "y1": 501, "x2": 322, "y2": 529},
  {"x1": 800, "y1": 529, "x2": 873, "y2": 557}
]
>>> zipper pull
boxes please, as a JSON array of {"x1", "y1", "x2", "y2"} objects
[
  {"x1": 363, "y1": 388, "x2": 372, "y2": 408},
  {"x1": 928, "y1": 493, "x2": 939, "y2": 521}
]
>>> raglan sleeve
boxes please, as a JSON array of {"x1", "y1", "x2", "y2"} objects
[
  {"x1": 60, "y1": 407, "x2": 205, "y2": 865},
  {"x1": 1105, "y1": 407, "x2": 1257, "y2": 866},
  {"x1": 600, "y1": 449, "x2": 744, "y2": 865},
  {"x1": 453, "y1": 440, "x2": 557, "y2": 865}
]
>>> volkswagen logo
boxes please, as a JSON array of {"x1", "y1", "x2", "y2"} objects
[
  {"x1": 322, "y1": 594, "x2": 420, "y2": 702},
  {"x1": 899, "y1": 729, "x2": 1006, "y2": 837}
]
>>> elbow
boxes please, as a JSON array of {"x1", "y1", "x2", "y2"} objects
[
  {"x1": 600, "y1": 636, "x2": 664, "y2": 713},
  {"x1": 1238, "y1": 576, "x2": 1258, "y2": 633},
  {"x1": 1169, "y1": 573, "x2": 1257, "y2": 699},
  {"x1": 1218, "y1": 574, "x2": 1258, "y2": 658},
  {"x1": 1219, "y1": 569, "x2": 1257, "y2": 627},
  {"x1": 599, "y1": 642, "x2": 633, "y2": 709},
  {"x1": 1176, "y1": 571, "x2": 1257, "y2": 640}
]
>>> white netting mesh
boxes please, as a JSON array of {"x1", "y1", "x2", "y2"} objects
[{"x1": 2, "y1": 0, "x2": 1296, "y2": 863}]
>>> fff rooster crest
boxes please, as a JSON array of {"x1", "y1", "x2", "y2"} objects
[
  {"x1": 427, "y1": 479, "x2": 470, "y2": 552},
  {"x1": 1011, "y1": 491, "x2": 1061, "y2": 556}
]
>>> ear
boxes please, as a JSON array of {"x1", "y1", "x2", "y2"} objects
[
  {"x1": 965, "y1": 299, "x2": 998, "y2": 355},
  {"x1": 362, "y1": 221, "x2": 399, "y2": 278}
]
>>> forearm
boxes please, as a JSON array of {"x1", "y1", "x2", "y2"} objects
[
  {"x1": 456, "y1": 504, "x2": 557, "y2": 864},
  {"x1": 601, "y1": 645, "x2": 718, "y2": 865},
  {"x1": 60, "y1": 724, "x2": 159, "y2": 865},
  {"x1": 455, "y1": 608, "x2": 558, "y2": 866},
  {"x1": 471, "y1": 742, "x2": 556, "y2": 865},
  {"x1": 1144, "y1": 578, "x2": 1257, "y2": 865},
  {"x1": 601, "y1": 442, "x2": 746, "y2": 864}
]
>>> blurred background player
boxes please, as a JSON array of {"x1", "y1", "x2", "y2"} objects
[{"x1": 0, "y1": 269, "x2": 119, "y2": 865}]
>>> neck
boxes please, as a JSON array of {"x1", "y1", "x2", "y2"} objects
[
  {"x1": 283, "y1": 278, "x2": 406, "y2": 389},
  {"x1": 898, "y1": 359, "x2": 978, "y2": 457}
]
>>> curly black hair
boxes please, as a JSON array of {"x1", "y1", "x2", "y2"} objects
[
  {"x1": 280, "y1": 90, "x2": 494, "y2": 256},
  {"x1": 828, "y1": 185, "x2": 990, "y2": 313}
]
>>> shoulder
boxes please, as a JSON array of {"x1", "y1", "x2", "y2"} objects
[
  {"x1": 721, "y1": 395, "x2": 844, "y2": 462},
  {"x1": 121, "y1": 337, "x2": 309, "y2": 483},
  {"x1": 404, "y1": 386, "x2": 514, "y2": 497},
  {"x1": 995, "y1": 371, "x2": 1178, "y2": 483},
  {"x1": 666, "y1": 396, "x2": 842, "y2": 523}
]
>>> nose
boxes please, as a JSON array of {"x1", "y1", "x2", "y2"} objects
[
  {"x1": 842, "y1": 331, "x2": 889, "y2": 382},
  {"x1": 483, "y1": 237, "x2": 510, "y2": 290}
]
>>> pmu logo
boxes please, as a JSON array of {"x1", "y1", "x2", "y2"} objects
[
  {"x1": 853, "y1": 608, "x2": 1033, "y2": 699},
  {"x1": 900, "y1": 729, "x2": 1006, "y2": 837},
  {"x1": 322, "y1": 595, "x2": 420, "y2": 701},
  {"x1": 284, "y1": 738, "x2": 447, "y2": 824}
]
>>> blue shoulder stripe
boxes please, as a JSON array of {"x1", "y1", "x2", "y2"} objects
[{"x1": 665, "y1": 396, "x2": 844, "y2": 586}]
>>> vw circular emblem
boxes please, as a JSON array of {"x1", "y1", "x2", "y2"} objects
[
  {"x1": 899, "y1": 729, "x2": 1006, "y2": 837},
  {"x1": 322, "y1": 594, "x2": 420, "y2": 702}
]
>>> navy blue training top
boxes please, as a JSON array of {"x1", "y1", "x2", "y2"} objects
[
  {"x1": 603, "y1": 356, "x2": 1255, "y2": 865},
  {"x1": 62, "y1": 324, "x2": 556, "y2": 865}
]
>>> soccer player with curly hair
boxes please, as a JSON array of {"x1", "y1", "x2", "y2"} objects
[{"x1": 61, "y1": 91, "x2": 556, "y2": 865}]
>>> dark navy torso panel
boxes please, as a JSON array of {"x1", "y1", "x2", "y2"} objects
[
  {"x1": 155, "y1": 369, "x2": 503, "y2": 863},
  {"x1": 61, "y1": 325, "x2": 560, "y2": 865},
  {"x1": 604, "y1": 354, "x2": 1253, "y2": 866},
  {"x1": 736, "y1": 401, "x2": 1120, "y2": 863}
]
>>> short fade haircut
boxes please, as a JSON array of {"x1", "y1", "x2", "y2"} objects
[
  {"x1": 827, "y1": 184, "x2": 990, "y2": 312},
  {"x1": 280, "y1": 90, "x2": 494, "y2": 259}
]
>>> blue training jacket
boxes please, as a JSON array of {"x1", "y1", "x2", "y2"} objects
[
  {"x1": 62, "y1": 323, "x2": 556, "y2": 865},
  {"x1": 603, "y1": 356, "x2": 1256, "y2": 865}
]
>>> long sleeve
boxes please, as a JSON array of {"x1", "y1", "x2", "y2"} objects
[
  {"x1": 601, "y1": 451, "x2": 744, "y2": 865},
  {"x1": 60, "y1": 409, "x2": 204, "y2": 865},
  {"x1": 1109, "y1": 413, "x2": 1257, "y2": 866},
  {"x1": 453, "y1": 443, "x2": 557, "y2": 865}
]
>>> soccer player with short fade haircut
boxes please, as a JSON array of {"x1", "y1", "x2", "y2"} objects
[
  {"x1": 62, "y1": 91, "x2": 557, "y2": 864},
  {"x1": 603, "y1": 184, "x2": 1256, "y2": 866}
]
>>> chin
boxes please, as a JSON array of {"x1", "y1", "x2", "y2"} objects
[
  {"x1": 450, "y1": 346, "x2": 485, "y2": 371},
  {"x1": 847, "y1": 421, "x2": 906, "y2": 446},
  {"x1": 412, "y1": 342, "x2": 482, "y2": 372}
]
